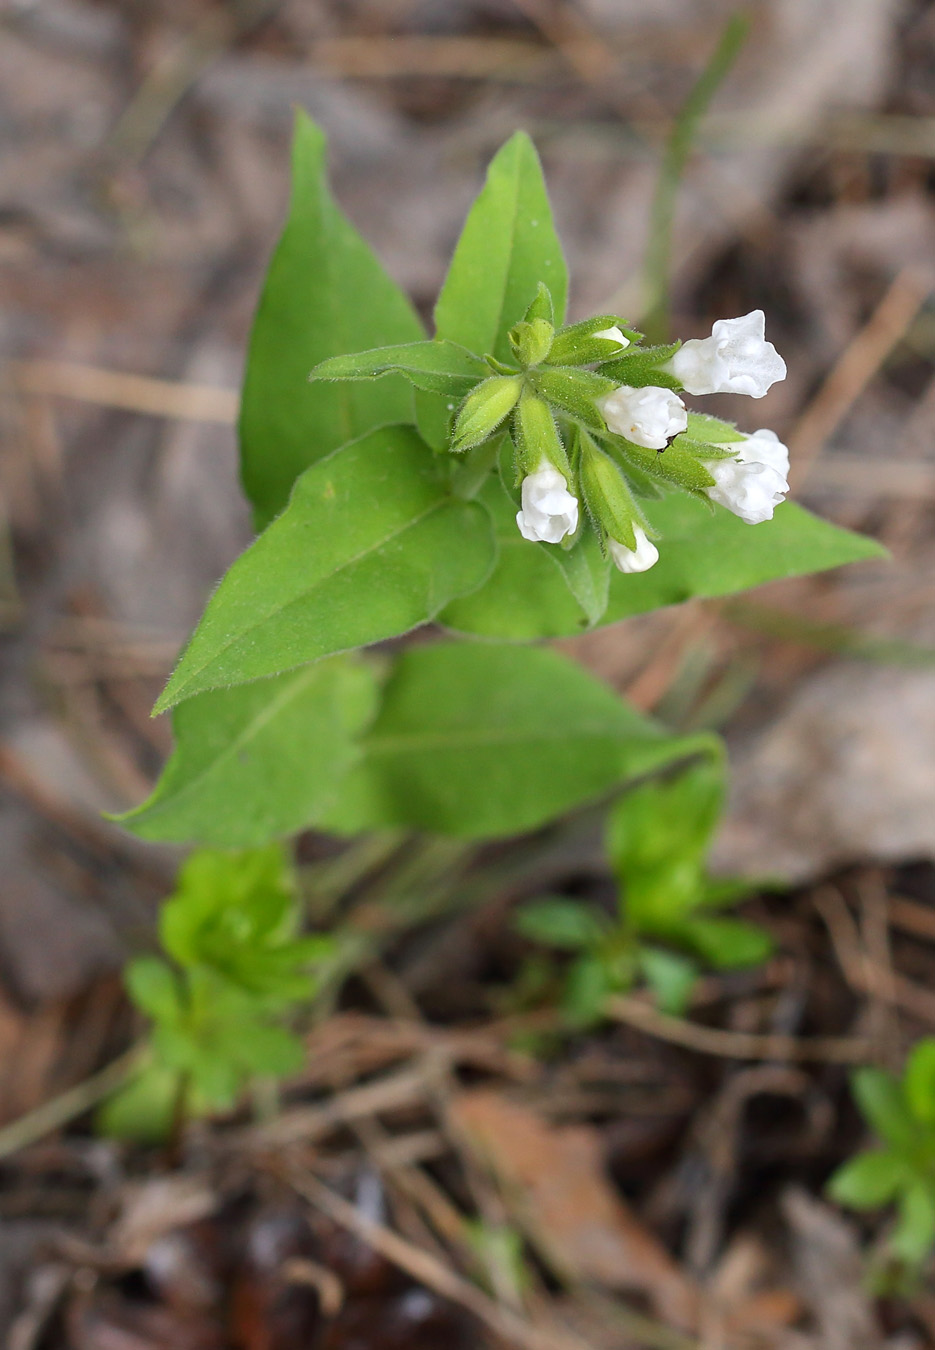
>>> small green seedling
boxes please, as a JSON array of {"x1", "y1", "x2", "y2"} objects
[
  {"x1": 98, "y1": 845, "x2": 334, "y2": 1142},
  {"x1": 828, "y1": 1041, "x2": 935, "y2": 1282},
  {"x1": 515, "y1": 759, "x2": 772, "y2": 1024}
]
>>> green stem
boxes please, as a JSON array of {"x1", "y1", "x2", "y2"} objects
[
  {"x1": 0, "y1": 1045, "x2": 144, "y2": 1162},
  {"x1": 642, "y1": 11, "x2": 750, "y2": 343}
]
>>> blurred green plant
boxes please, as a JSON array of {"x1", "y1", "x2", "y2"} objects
[
  {"x1": 515, "y1": 758, "x2": 773, "y2": 1024},
  {"x1": 828, "y1": 1041, "x2": 935, "y2": 1283},
  {"x1": 98, "y1": 845, "x2": 334, "y2": 1142}
]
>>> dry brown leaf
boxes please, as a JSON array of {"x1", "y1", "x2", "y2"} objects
[{"x1": 450, "y1": 1089, "x2": 699, "y2": 1330}]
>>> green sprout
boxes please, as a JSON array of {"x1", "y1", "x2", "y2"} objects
[
  {"x1": 829, "y1": 1041, "x2": 935, "y2": 1284},
  {"x1": 98, "y1": 845, "x2": 334, "y2": 1142},
  {"x1": 515, "y1": 759, "x2": 773, "y2": 1025}
]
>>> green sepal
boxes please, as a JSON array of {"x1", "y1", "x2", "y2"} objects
[
  {"x1": 311, "y1": 339, "x2": 488, "y2": 396},
  {"x1": 686, "y1": 411, "x2": 746, "y2": 444},
  {"x1": 578, "y1": 434, "x2": 646, "y2": 551},
  {"x1": 514, "y1": 388, "x2": 571, "y2": 478},
  {"x1": 608, "y1": 435, "x2": 718, "y2": 495},
  {"x1": 451, "y1": 375, "x2": 524, "y2": 452},
  {"x1": 524, "y1": 282, "x2": 555, "y2": 325},
  {"x1": 533, "y1": 366, "x2": 616, "y2": 429},
  {"x1": 600, "y1": 343, "x2": 682, "y2": 391},
  {"x1": 669, "y1": 433, "x2": 738, "y2": 463},
  {"x1": 509, "y1": 318, "x2": 555, "y2": 368}
]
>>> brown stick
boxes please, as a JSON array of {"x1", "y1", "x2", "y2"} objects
[{"x1": 607, "y1": 995, "x2": 873, "y2": 1063}]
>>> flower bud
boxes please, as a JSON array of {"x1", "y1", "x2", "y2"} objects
[
  {"x1": 608, "y1": 528, "x2": 659, "y2": 574},
  {"x1": 598, "y1": 384, "x2": 687, "y2": 450},
  {"x1": 515, "y1": 463, "x2": 579, "y2": 544},
  {"x1": 509, "y1": 318, "x2": 555, "y2": 368},
  {"x1": 547, "y1": 316, "x2": 633, "y2": 366},
  {"x1": 704, "y1": 457, "x2": 789, "y2": 524},
  {"x1": 451, "y1": 375, "x2": 522, "y2": 452},
  {"x1": 665, "y1": 310, "x2": 786, "y2": 398}
]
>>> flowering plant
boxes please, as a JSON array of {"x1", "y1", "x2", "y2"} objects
[{"x1": 116, "y1": 117, "x2": 880, "y2": 857}]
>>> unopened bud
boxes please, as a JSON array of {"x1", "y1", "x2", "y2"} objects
[
  {"x1": 509, "y1": 318, "x2": 554, "y2": 368},
  {"x1": 450, "y1": 375, "x2": 522, "y2": 452}
]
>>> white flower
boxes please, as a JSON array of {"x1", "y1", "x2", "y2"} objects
[
  {"x1": 666, "y1": 310, "x2": 786, "y2": 398},
  {"x1": 516, "y1": 463, "x2": 579, "y2": 544},
  {"x1": 705, "y1": 457, "x2": 789, "y2": 524},
  {"x1": 592, "y1": 325, "x2": 630, "y2": 350},
  {"x1": 735, "y1": 427, "x2": 790, "y2": 478},
  {"x1": 608, "y1": 527, "x2": 659, "y2": 574},
  {"x1": 598, "y1": 384, "x2": 687, "y2": 450}
]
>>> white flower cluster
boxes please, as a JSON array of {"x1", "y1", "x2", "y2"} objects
[{"x1": 515, "y1": 310, "x2": 790, "y2": 569}]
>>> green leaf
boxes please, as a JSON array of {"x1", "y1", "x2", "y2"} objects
[
  {"x1": 639, "y1": 946, "x2": 698, "y2": 1015},
  {"x1": 320, "y1": 642, "x2": 718, "y2": 839},
  {"x1": 240, "y1": 112, "x2": 423, "y2": 530},
  {"x1": 892, "y1": 1183, "x2": 935, "y2": 1266},
  {"x1": 678, "y1": 915, "x2": 773, "y2": 969},
  {"x1": 563, "y1": 953, "x2": 614, "y2": 1026},
  {"x1": 154, "y1": 426, "x2": 495, "y2": 712},
  {"x1": 126, "y1": 957, "x2": 180, "y2": 1023},
  {"x1": 904, "y1": 1038, "x2": 935, "y2": 1126},
  {"x1": 853, "y1": 1067, "x2": 918, "y2": 1151},
  {"x1": 827, "y1": 1150, "x2": 909, "y2": 1209},
  {"x1": 607, "y1": 759, "x2": 726, "y2": 882},
  {"x1": 96, "y1": 1061, "x2": 182, "y2": 1144},
  {"x1": 434, "y1": 131, "x2": 567, "y2": 363},
  {"x1": 604, "y1": 495, "x2": 886, "y2": 622},
  {"x1": 441, "y1": 475, "x2": 604, "y2": 638},
  {"x1": 311, "y1": 340, "x2": 488, "y2": 396},
  {"x1": 119, "y1": 659, "x2": 378, "y2": 846},
  {"x1": 515, "y1": 898, "x2": 607, "y2": 950}
]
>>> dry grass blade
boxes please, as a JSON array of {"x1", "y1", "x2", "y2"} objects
[
  {"x1": 607, "y1": 996, "x2": 874, "y2": 1063},
  {"x1": 788, "y1": 267, "x2": 931, "y2": 489},
  {"x1": 12, "y1": 361, "x2": 239, "y2": 424}
]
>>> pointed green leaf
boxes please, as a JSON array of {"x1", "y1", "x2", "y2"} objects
[
  {"x1": 311, "y1": 340, "x2": 488, "y2": 396},
  {"x1": 639, "y1": 947, "x2": 698, "y2": 1015},
  {"x1": 515, "y1": 898, "x2": 607, "y2": 950},
  {"x1": 904, "y1": 1038, "x2": 935, "y2": 1126},
  {"x1": 827, "y1": 1150, "x2": 909, "y2": 1210},
  {"x1": 434, "y1": 131, "x2": 567, "y2": 362},
  {"x1": 852, "y1": 1067, "x2": 917, "y2": 1151},
  {"x1": 319, "y1": 642, "x2": 719, "y2": 838},
  {"x1": 678, "y1": 915, "x2": 773, "y2": 969},
  {"x1": 119, "y1": 659, "x2": 379, "y2": 846},
  {"x1": 155, "y1": 426, "x2": 495, "y2": 712},
  {"x1": 440, "y1": 476, "x2": 600, "y2": 638},
  {"x1": 605, "y1": 495, "x2": 886, "y2": 622},
  {"x1": 240, "y1": 112, "x2": 424, "y2": 529}
]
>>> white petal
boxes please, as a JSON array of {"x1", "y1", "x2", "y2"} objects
[
  {"x1": 598, "y1": 385, "x2": 687, "y2": 450},
  {"x1": 608, "y1": 527, "x2": 659, "y2": 573},
  {"x1": 515, "y1": 463, "x2": 579, "y2": 543},
  {"x1": 705, "y1": 458, "x2": 789, "y2": 524},
  {"x1": 666, "y1": 310, "x2": 786, "y2": 398},
  {"x1": 737, "y1": 428, "x2": 790, "y2": 478},
  {"x1": 592, "y1": 325, "x2": 630, "y2": 350}
]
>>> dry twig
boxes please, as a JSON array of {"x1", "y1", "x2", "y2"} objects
[{"x1": 607, "y1": 995, "x2": 873, "y2": 1063}]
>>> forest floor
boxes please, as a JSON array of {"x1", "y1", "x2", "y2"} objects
[{"x1": 1, "y1": 0, "x2": 935, "y2": 1345}]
